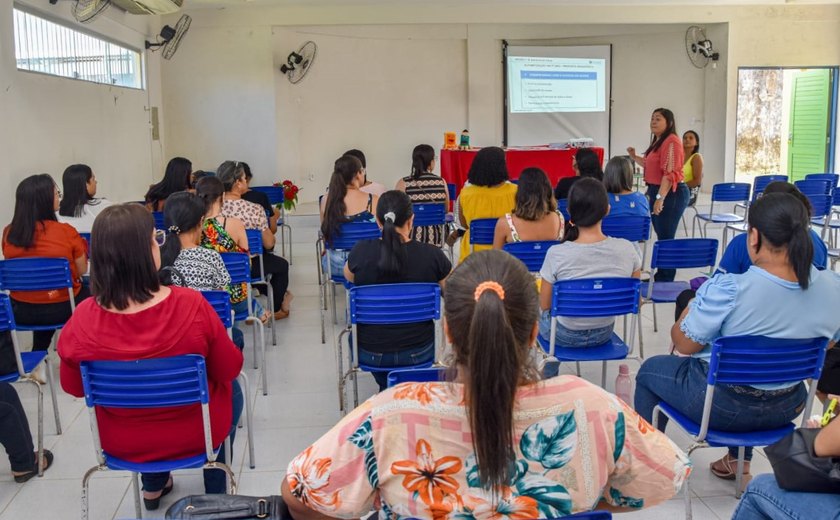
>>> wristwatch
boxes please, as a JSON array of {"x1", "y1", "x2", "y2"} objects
[{"x1": 655, "y1": 193, "x2": 663, "y2": 200}]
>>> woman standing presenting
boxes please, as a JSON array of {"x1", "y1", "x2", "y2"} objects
[{"x1": 627, "y1": 108, "x2": 689, "y2": 282}]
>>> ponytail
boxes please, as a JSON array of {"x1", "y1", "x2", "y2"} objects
[
  {"x1": 410, "y1": 144, "x2": 435, "y2": 180},
  {"x1": 375, "y1": 191, "x2": 412, "y2": 277},
  {"x1": 158, "y1": 192, "x2": 205, "y2": 285},
  {"x1": 444, "y1": 250, "x2": 540, "y2": 491},
  {"x1": 321, "y1": 155, "x2": 362, "y2": 244},
  {"x1": 748, "y1": 192, "x2": 814, "y2": 289},
  {"x1": 561, "y1": 221, "x2": 579, "y2": 243},
  {"x1": 787, "y1": 222, "x2": 813, "y2": 289}
]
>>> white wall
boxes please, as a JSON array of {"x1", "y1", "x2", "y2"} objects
[{"x1": 0, "y1": 0, "x2": 163, "y2": 228}]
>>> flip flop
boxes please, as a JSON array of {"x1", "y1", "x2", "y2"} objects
[
  {"x1": 13, "y1": 450, "x2": 54, "y2": 483},
  {"x1": 710, "y1": 455, "x2": 749, "y2": 481}
]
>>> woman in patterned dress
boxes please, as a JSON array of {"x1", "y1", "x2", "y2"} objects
[
  {"x1": 396, "y1": 144, "x2": 449, "y2": 247},
  {"x1": 281, "y1": 250, "x2": 690, "y2": 519}
]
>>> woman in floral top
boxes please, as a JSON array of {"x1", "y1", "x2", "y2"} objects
[{"x1": 282, "y1": 250, "x2": 690, "y2": 519}]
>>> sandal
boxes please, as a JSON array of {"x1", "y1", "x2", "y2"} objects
[
  {"x1": 13, "y1": 449, "x2": 54, "y2": 483},
  {"x1": 273, "y1": 309, "x2": 290, "y2": 321},
  {"x1": 281, "y1": 290, "x2": 294, "y2": 313},
  {"x1": 710, "y1": 454, "x2": 750, "y2": 481},
  {"x1": 143, "y1": 476, "x2": 174, "y2": 511}
]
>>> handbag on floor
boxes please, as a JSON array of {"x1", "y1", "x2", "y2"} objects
[
  {"x1": 765, "y1": 427, "x2": 840, "y2": 494},
  {"x1": 165, "y1": 495, "x2": 291, "y2": 520}
]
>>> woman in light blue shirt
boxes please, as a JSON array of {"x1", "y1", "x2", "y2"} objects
[
  {"x1": 602, "y1": 156, "x2": 649, "y2": 218},
  {"x1": 635, "y1": 193, "x2": 840, "y2": 481}
]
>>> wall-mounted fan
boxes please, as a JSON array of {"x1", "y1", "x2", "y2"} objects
[
  {"x1": 145, "y1": 15, "x2": 191, "y2": 60},
  {"x1": 279, "y1": 41, "x2": 317, "y2": 84},
  {"x1": 71, "y1": 0, "x2": 111, "y2": 23},
  {"x1": 685, "y1": 25, "x2": 720, "y2": 69}
]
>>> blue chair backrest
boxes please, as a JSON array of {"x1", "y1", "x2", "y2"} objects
[
  {"x1": 601, "y1": 215, "x2": 651, "y2": 243},
  {"x1": 0, "y1": 258, "x2": 74, "y2": 292},
  {"x1": 795, "y1": 179, "x2": 832, "y2": 197},
  {"x1": 503, "y1": 241, "x2": 560, "y2": 272},
  {"x1": 805, "y1": 173, "x2": 839, "y2": 190},
  {"x1": 0, "y1": 294, "x2": 16, "y2": 332},
  {"x1": 251, "y1": 186, "x2": 284, "y2": 205},
  {"x1": 245, "y1": 229, "x2": 263, "y2": 255},
  {"x1": 469, "y1": 218, "x2": 497, "y2": 246},
  {"x1": 447, "y1": 183, "x2": 456, "y2": 201},
  {"x1": 219, "y1": 253, "x2": 251, "y2": 285},
  {"x1": 387, "y1": 367, "x2": 446, "y2": 387},
  {"x1": 328, "y1": 221, "x2": 381, "y2": 251},
  {"x1": 711, "y1": 182, "x2": 751, "y2": 203},
  {"x1": 201, "y1": 290, "x2": 233, "y2": 329},
  {"x1": 833, "y1": 190, "x2": 840, "y2": 206},
  {"x1": 80, "y1": 355, "x2": 210, "y2": 409},
  {"x1": 806, "y1": 193, "x2": 834, "y2": 218},
  {"x1": 558, "y1": 198, "x2": 570, "y2": 220},
  {"x1": 752, "y1": 175, "x2": 789, "y2": 202},
  {"x1": 650, "y1": 238, "x2": 718, "y2": 271},
  {"x1": 707, "y1": 336, "x2": 828, "y2": 387},
  {"x1": 550, "y1": 278, "x2": 640, "y2": 319},
  {"x1": 349, "y1": 283, "x2": 440, "y2": 325},
  {"x1": 412, "y1": 203, "x2": 447, "y2": 227},
  {"x1": 152, "y1": 211, "x2": 165, "y2": 230}
]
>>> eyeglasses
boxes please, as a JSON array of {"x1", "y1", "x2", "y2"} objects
[{"x1": 154, "y1": 229, "x2": 166, "y2": 247}]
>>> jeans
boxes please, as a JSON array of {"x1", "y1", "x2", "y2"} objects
[
  {"x1": 0, "y1": 383, "x2": 35, "y2": 472},
  {"x1": 141, "y1": 379, "x2": 244, "y2": 494},
  {"x1": 732, "y1": 473, "x2": 840, "y2": 520},
  {"x1": 538, "y1": 311, "x2": 614, "y2": 377},
  {"x1": 11, "y1": 285, "x2": 92, "y2": 351},
  {"x1": 646, "y1": 183, "x2": 690, "y2": 282},
  {"x1": 357, "y1": 341, "x2": 436, "y2": 391},
  {"x1": 634, "y1": 355, "x2": 807, "y2": 460},
  {"x1": 322, "y1": 250, "x2": 349, "y2": 279}
]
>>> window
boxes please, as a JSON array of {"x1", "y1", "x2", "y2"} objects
[{"x1": 12, "y1": 8, "x2": 143, "y2": 89}]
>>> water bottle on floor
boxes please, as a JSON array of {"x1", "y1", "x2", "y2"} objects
[{"x1": 615, "y1": 364, "x2": 633, "y2": 404}]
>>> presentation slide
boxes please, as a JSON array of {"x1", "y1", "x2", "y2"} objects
[{"x1": 508, "y1": 56, "x2": 606, "y2": 113}]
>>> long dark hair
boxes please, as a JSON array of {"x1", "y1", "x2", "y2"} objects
[
  {"x1": 683, "y1": 130, "x2": 700, "y2": 156},
  {"x1": 512, "y1": 168, "x2": 556, "y2": 221},
  {"x1": 644, "y1": 108, "x2": 678, "y2": 155},
  {"x1": 145, "y1": 157, "x2": 192, "y2": 207},
  {"x1": 763, "y1": 181, "x2": 813, "y2": 217},
  {"x1": 444, "y1": 250, "x2": 539, "y2": 490},
  {"x1": 160, "y1": 192, "x2": 207, "y2": 278},
  {"x1": 321, "y1": 155, "x2": 362, "y2": 243},
  {"x1": 6, "y1": 174, "x2": 58, "y2": 249},
  {"x1": 562, "y1": 177, "x2": 609, "y2": 243},
  {"x1": 195, "y1": 176, "x2": 225, "y2": 210},
  {"x1": 575, "y1": 148, "x2": 603, "y2": 180},
  {"x1": 410, "y1": 144, "x2": 435, "y2": 179},
  {"x1": 90, "y1": 204, "x2": 161, "y2": 310},
  {"x1": 375, "y1": 191, "x2": 413, "y2": 277},
  {"x1": 467, "y1": 147, "x2": 508, "y2": 186},
  {"x1": 58, "y1": 164, "x2": 94, "y2": 218},
  {"x1": 748, "y1": 192, "x2": 813, "y2": 289},
  {"x1": 603, "y1": 156, "x2": 634, "y2": 194}
]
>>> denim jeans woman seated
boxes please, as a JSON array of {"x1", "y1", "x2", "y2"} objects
[
  {"x1": 731, "y1": 474, "x2": 840, "y2": 520},
  {"x1": 538, "y1": 311, "x2": 613, "y2": 378},
  {"x1": 358, "y1": 341, "x2": 436, "y2": 391}
]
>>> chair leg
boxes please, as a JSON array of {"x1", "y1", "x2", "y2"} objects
[
  {"x1": 237, "y1": 372, "x2": 256, "y2": 469},
  {"x1": 46, "y1": 359, "x2": 62, "y2": 434},
  {"x1": 279, "y1": 223, "x2": 286, "y2": 259},
  {"x1": 336, "y1": 329, "x2": 349, "y2": 412},
  {"x1": 575, "y1": 362, "x2": 581, "y2": 377},
  {"x1": 652, "y1": 303, "x2": 658, "y2": 332},
  {"x1": 735, "y1": 446, "x2": 746, "y2": 499},
  {"x1": 257, "y1": 322, "x2": 267, "y2": 396},
  {"x1": 683, "y1": 444, "x2": 702, "y2": 520},
  {"x1": 251, "y1": 321, "x2": 258, "y2": 370},
  {"x1": 132, "y1": 472, "x2": 142, "y2": 519},
  {"x1": 81, "y1": 465, "x2": 103, "y2": 520},
  {"x1": 352, "y1": 366, "x2": 360, "y2": 408},
  {"x1": 35, "y1": 379, "x2": 44, "y2": 477},
  {"x1": 330, "y1": 283, "x2": 338, "y2": 325},
  {"x1": 283, "y1": 224, "x2": 293, "y2": 265},
  {"x1": 601, "y1": 361, "x2": 607, "y2": 388},
  {"x1": 267, "y1": 284, "x2": 277, "y2": 346}
]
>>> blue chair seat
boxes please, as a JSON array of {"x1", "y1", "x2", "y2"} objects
[
  {"x1": 359, "y1": 359, "x2": 434, "y2": 375},
  {"x1": 695, "y1": 213, "x2": 744, "y2": 223},
  {"x1": 810, "y1": 216, "x2": 840, "y2": 228},
  {"x1": 104, "y1": 450, "x2": 217, "y2": 473},
  {"x1": 649, "y1": 281, "x2": 690, "y2": 302},
  {"x1": 657, "y1": 401, "x2": 795, "y2": 447},
  {"x1": 537, "y1": 332, "x2": 629, "y2": 361},
  {"x1": 0, "y1": 351, "x2": 47, "y2": 383},
  {"x1": 387, "y1": 367, "x2": 446, "y2": 387}
]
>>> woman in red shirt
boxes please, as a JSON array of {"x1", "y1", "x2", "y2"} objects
[
  {"x1": 2, "y1": 174, "x2": 90, "y2": 351},
  {"x1": 627, "y1": 107, "x2": 689, "y2": 282},
  {"x1": 57, "y1": 204, "x2": 243, "y2": 511}
]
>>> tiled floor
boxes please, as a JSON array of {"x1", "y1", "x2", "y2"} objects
[{"x1": 0, "y1": 199, "x2": 820, "y2": 519}]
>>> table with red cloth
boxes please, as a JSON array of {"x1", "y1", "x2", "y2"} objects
[{"x1": 440, "y1": 146, "x2": 605, "y2": 198}]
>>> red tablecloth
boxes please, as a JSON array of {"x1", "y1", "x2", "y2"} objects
[{"x1": 440, "y1": 147, "x2": 605, "y2": 197}]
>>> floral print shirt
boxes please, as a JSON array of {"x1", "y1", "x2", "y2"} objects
[
  {"x1": 222, "y1": 198, "x2": 268, "y2": 231},
  {"x1": 286, "y1": 375, "x2": 691, "y2": 519}
]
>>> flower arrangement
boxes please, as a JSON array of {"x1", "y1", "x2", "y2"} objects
[{"x1": 273, "y1": 179, "x2": 300, "y2": 212}]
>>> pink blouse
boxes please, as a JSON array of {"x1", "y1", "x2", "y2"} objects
[{"x1": 643, "y1": 133, "x2": 684, "y2": 190}]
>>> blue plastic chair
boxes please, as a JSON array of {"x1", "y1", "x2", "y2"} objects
[
  {"x1": 245, "y1": 229, "x2": 276, "y2": 347},
  {"x1": 602, "y1": 215, "x2": 652, "y2": 267},
  {"x1": 642, "y1": 238, "x2": 718, "y2": 345},
  {"x1": 537, "y1": 278, "x2": 641, "y2": 387},
  {"x1": 692, "y1": 183, "x2": 751, "y2": 241},
  {"x1": 200, "y1": 291, "x2": 255, "y2": 470},
  {"x1": 317, "y1": 221, "x2": 381, "y2": 344},
  {"x1": 250, "y1": 185, "x2": 293, "y2": 262},
  {"x1": 0, "y1": 293, "x2": 60, "y2": 477},
  {"x1": 794, "y1": 180, "x2": 835, "y2": 241},
  {"x1": 558, "y1": 198, "x2": 570, "y2": 221},
  {"x1": 468, "y1": 218, "x2": 497, "y2": 253},
  {"x1": 653, "y1": 335, "x2": 828, "y2": 517},
  {"x1": 79, "y1": 355, "x2": 237, "y2": 520},
  {"x1": 805, "y1": 173, "x2": 839, "y2": 192},
  {"x1": 152, "y1": 211, "x2": 165, "y2": 230},
  {"x1": 413, "y1": 203, "x2": 452, "y2": 258},
  {"x1": 503, "y1": 240, "x2": 560, "y2": 273},
  {"x1": 387, "y1": 367, "x2": 447, "y2": 387},
  {"x1": 337, "y1": 283, "x2": 441, "y2": 411},
  {"x1": 727, "y1": 175, "x2": 790, "y2": 241},
  {"x1": 220, "y1": 253, "x2": 268, "y2": 395}
]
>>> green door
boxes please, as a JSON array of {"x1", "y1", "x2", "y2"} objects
[{"x1": 787, "y1": 69, "x2": 832, "y2": 181}]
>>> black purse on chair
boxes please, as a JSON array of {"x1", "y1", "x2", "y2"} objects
[
  {"x1": 765, "y1": 428, "x2": 840, "y2": 494},
  {"x1": 165, "y1": 495, "x2": 292, "y2": 520}
]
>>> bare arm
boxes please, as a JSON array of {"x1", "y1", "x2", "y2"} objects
[
  {"x1": 395, "y1": 178, "x2": 406, "y2": 192},
  {"x1": 671, "y1": 303, "x2": 705, "y2": 355},
  {"x1": 268, "y1": 207, "x2": 280, "y2": 234},
  {"x1": 226, "y1": 218, "x2": 250, "y2": 252},
  {"x1": 626, "y1": 147, "x2": 645, "y2": 167},
  {"x1": 281, "y1": 478, "x2": 350, "y2": 520},
  {"x1": 687, "y1": 154, "x2": 704, "y2": 188},
  {"x1": 815, "y1": 412, "x2": 840, "y2": 457},
  {"x1": 75, "y1": 255, "x2": 88, "y2": 277},
  {"x1": 261, "y1": 228, "x2": 276, "y2": 250},
  {"x1": 343, "y1": 262, "x2": 354, "y2": 283},
  {"x1": 492, "y1": 218, "x2": 509, "y2": 249},
  {"x1": 539, "y1": 278, "x2": 553, "y2": 312}
]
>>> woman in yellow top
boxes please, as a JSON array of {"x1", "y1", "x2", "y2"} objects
[
  {"x1": 683, "y1": 130, "x2": 704, "y2": 207},
  {"x1": 456, "y1": 146, "x2": 518, "y2": 262}
]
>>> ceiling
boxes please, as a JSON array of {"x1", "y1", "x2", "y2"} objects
[{"x1": 184, "y1": 0, "x2": 840, "y2": 7}]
